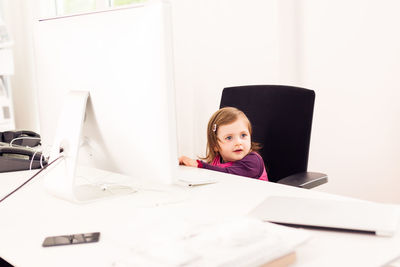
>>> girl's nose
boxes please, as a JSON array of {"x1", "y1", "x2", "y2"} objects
[{"x1": 235, "y1": 137, "x2": 242, "y2": 144}]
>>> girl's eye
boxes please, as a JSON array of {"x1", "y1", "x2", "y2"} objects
[
  {"x1": 241, "y1": 133, "x2": 247, "y2": 138},
  {"x1": 225, "y1": 136, "x2": 232, "y2": 140}
]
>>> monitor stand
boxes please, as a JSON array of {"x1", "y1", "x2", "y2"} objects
[{"x1": 44, "y1": 91, "x2": 135, "y2": 203}]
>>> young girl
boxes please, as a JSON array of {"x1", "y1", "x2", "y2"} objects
[{"x1": 179, "y1": 107, "x2": 268, "y2": 181}]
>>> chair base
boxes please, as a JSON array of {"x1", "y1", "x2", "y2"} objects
[{"x1": 277, "y1": 172, "x2": 328, "y2": 189}]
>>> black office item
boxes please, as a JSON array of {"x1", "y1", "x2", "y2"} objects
[
  {"x1": 42, "y1": 232, "x2": 100, "y2": 247},
  {"x1": 0, "y1": 143, "x2": 47, "y2": 172},
  {"x1": 0, "y1": 257, "x2": 14, "y2": 267},
  {"x1": 220, "y1": 85, "x2": 327, "y2": 188},
  {"x1": 0, "y1": 130, "x2": 41, "y2": 147}
]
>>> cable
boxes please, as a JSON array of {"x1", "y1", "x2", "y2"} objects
[
  {"x1": 29, "y1": 150, "x2": 39, "y2": 170},
  {"x1": 40, "y1": 153, "x2": 45, "y2": 168},
  {"x1": 0, "y1": 155, "x2": 64, "y2": 204},
  {"x1": 77, "y1": 171, "x2": 188, "y2": 207},
  {"x1": 9, "y1": 136, "x2": 41, "y2": 147},
  {"x1": 38, "y1": 144, "x2": 53, "y2": 169},
  {"x1": 28, "y1": 147, "x2": 48, "y2": 170}
]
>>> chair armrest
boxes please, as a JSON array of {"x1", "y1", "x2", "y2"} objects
[{"x1": 277, "y1": 172, "x2": 328, "y2": 189}]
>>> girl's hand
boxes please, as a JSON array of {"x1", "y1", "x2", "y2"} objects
[{"x1": 179, "y1": 156, "x2": 198, "y2": 167}]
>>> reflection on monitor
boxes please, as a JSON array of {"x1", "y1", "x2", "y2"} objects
[{"x1": 33, "y1": 1, "x2": 178, "y2": 202}]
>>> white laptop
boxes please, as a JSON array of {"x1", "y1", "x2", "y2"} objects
[
  {"x1": 177, "y1": 166, "x2": 218, "y2": 186},
  {"x1": 248, "y1": 196, "x2": 400, "y2": 237}
]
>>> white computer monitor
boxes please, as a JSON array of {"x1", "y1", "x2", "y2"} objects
[{"x1": 33, "y1": 1, "x2": 179, "y2": 202}]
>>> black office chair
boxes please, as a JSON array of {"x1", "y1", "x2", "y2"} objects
[{"x1": 220, "y1": 85, "x2": 328, "y2": 189}]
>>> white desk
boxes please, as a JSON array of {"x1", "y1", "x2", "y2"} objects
[{"x1": 1, "y1": 168, "x2": 400, "y2": 267}]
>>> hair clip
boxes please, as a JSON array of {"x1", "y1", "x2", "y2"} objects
[{"x1": 212, "y1": 123, "x2": 217, "y2": 132}]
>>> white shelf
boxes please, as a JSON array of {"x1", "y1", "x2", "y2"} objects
[
  {"x1": 0, "y1": 48, "x2": 14, "y2": 75},
  {"x1": 0, "y1": 47, "x2": 15, "y2": 130},
  {"x1": 0, "y1": 40, "x2": 13, "y2": 49}
]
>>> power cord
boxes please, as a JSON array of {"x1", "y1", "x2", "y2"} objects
[
  {"x1": 0, "y1": 155, "x2": 64, "y2": 203},
  {"x1": 8, "y1": 135, "x2": 47, "y2": 170},
  {"x1": 9, "y1": 136, "x2": 41, "y2": 147}
]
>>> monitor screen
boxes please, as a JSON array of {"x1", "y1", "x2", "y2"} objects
[{"x1": 33, "y1": 2, "x2": 178, "y2": 202}]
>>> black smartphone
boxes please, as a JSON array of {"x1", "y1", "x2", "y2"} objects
[{"x1": 42, "y1": 232, "x2": 100, "y2": 247}]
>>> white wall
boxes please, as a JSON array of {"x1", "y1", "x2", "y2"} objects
[
  {"x1": 5, "y1": 0, "x2": 400, "y2": 203},
  {"x1": 171, "y1": 0, "x2": 400, "y2": 203},
  {"x1": 171, "y1": 0, "x2": 288, "y2": 158},
  {"x1": 299, "y1": 0, "x2": 400, "y2": 203}
]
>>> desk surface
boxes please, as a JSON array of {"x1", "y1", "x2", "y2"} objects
[{"x1": 1, "y1": 167, "x2": 400, "y2": 267}]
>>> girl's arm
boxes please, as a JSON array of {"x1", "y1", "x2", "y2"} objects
[
  {"x1": 199, "y1": 153, "x2": 264, "y2": 179},
  {"x1": 178, "y1": 156, "x2": 198, "y2": 167}
]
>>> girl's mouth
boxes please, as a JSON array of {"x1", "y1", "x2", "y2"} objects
[{"x1": 234, "y1": 149, "x2": 243, "y2": 153}]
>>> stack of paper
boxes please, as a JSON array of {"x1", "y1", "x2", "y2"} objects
[{"x1": 113, "y1": 216, "x2": 310, "y2": 267}]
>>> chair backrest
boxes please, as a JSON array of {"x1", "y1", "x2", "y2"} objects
[{"x1": 220, "y1": 85, "x2": 315, "y2": 183}]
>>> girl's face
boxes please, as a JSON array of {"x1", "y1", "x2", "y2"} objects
[{"x1": 215, "y1": 117, "x2": 251, "y2": 162}]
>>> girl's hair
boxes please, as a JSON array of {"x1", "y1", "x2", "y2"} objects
[{"x1": 203, "y1": 107, "x2": 261, "y2": 163}]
